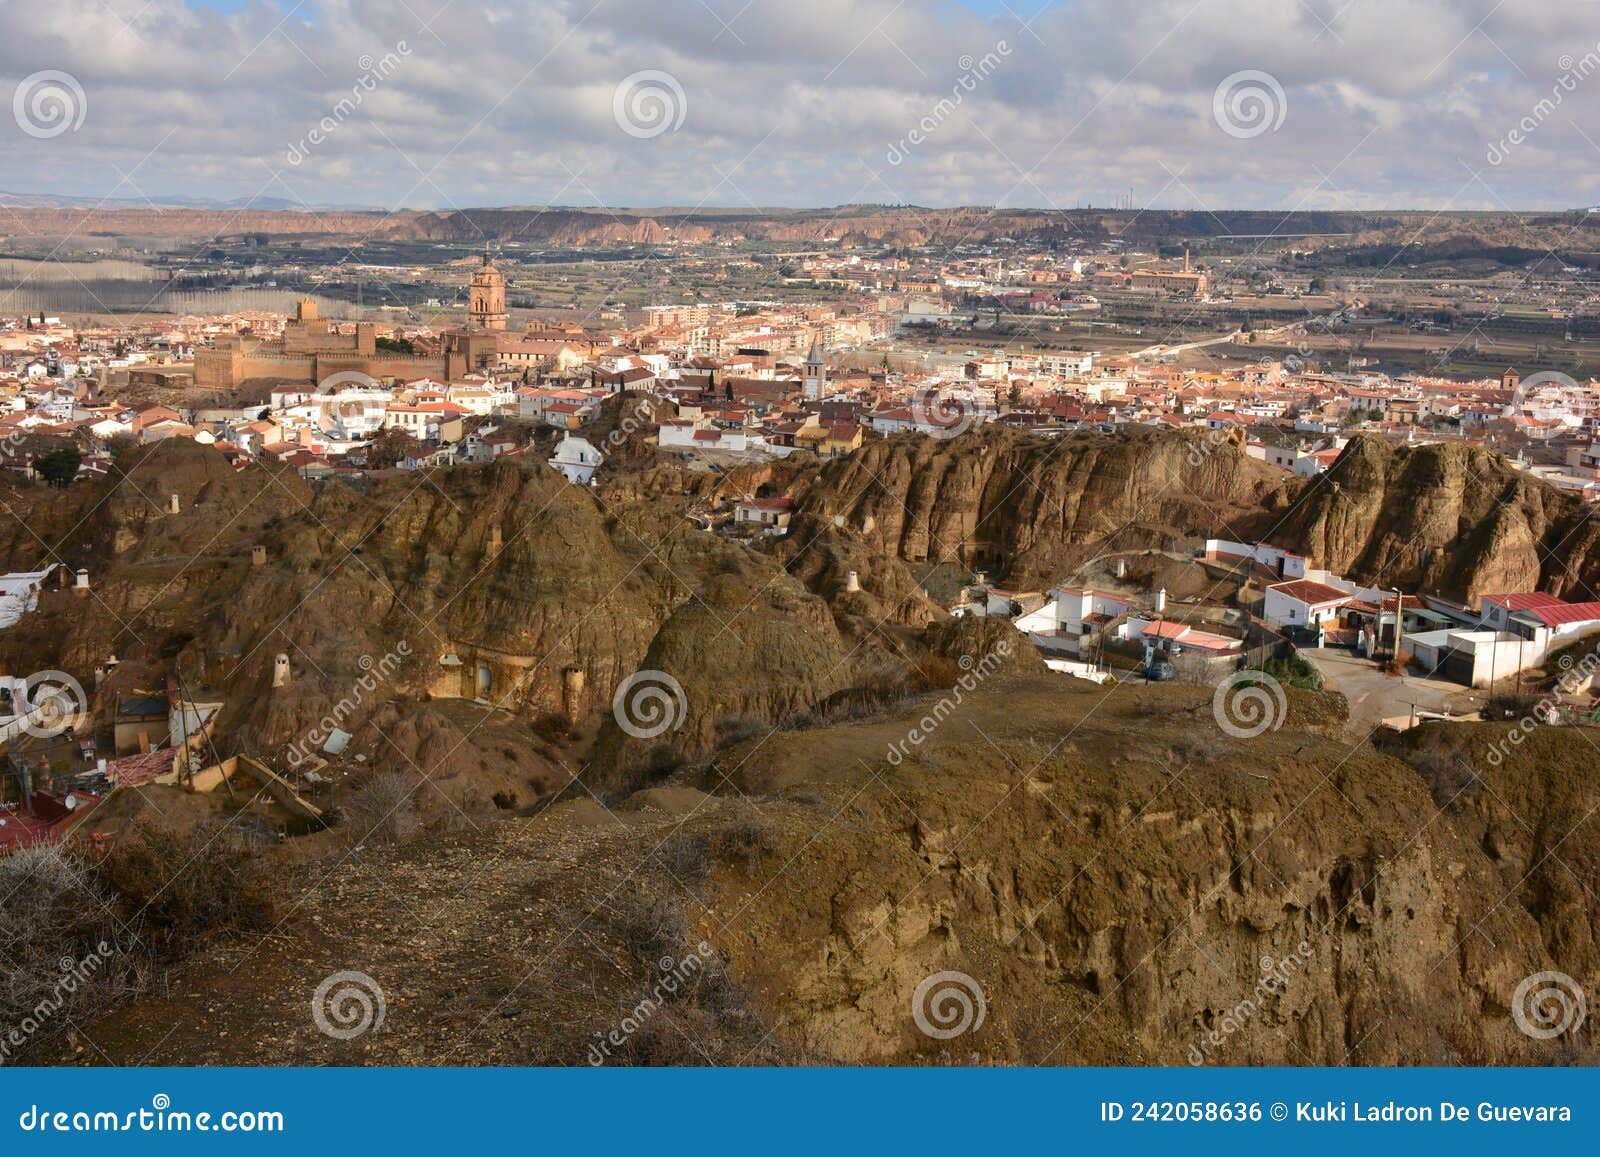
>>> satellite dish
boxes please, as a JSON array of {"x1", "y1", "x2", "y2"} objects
[{"x1": 64, "y1": 794, "x2": 78, "y2": 810}]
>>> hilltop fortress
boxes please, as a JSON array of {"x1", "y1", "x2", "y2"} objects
[{"x1": 195, "y1": 253, "x2": 586, "y2": 390}]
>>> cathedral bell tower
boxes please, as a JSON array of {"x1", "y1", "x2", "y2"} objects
[{"x1": 469, "y1": 249, "x2": 508, "y2": 331}]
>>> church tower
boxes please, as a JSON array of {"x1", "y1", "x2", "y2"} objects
[
  {"x1": 803, "y1": 338, "x2": 828, "y2": 402},
  {"x1": 469, "y1": 249, "x2": 508, "y2": 331}
]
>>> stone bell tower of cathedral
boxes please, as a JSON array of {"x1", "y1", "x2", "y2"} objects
[{"x1": 469, "y1": 249, "x2": 508, "y2": 331}]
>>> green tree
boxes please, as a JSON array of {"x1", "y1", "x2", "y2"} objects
[{"x1": 33, "y1": 447, "x2": 82, "y2": 488}]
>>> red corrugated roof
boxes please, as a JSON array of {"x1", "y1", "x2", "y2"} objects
[
  {"x1": 0, "y1": 791, "x2": 102, "y2": 854},
  {"x1": 1523, "y1": 601, "x2": 1600, "y2": 627},
  {"x1": 1483, "y1": 592, "x2": 1566, "y2": 612},
  {"x1": 107, "y1": 749, "x2": 175, "y2": 788}
]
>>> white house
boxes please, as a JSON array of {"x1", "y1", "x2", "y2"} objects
[
  {"x1": 1039, "y1": 351, "x2": 1095, "y2": 379},
  {"x1": 1264, "y1": 578, "x2": 1352, "y2": 629},
  {"x1": 1477, "y1": 592, "x2": 1566, "y2": 630},
  {"x1": 548, "y1": 434, "x2": 603, "y2": 485},
  {"x1": 1202, "y1": 539, "x2": 1309, "y2": 580},
  {"x1": 733, "y1": 496, "x2": 794, "y2": 534},
  {"x1": 1404, "y1": 629, "x2": 1536, "y2": 689},
  {"x1": 659, "y1": 421, "x2": 749, "y2": 453},
  {"x1": 1013, "y1": 586, "x2": 1129, "y2": 655}
]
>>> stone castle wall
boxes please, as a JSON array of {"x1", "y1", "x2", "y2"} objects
[{"x1": 193, "y1": 347, "x2": 449, "y2": 389}]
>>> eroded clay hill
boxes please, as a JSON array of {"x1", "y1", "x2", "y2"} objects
[
  {"x1": 45, "y1": 678, "x2": 1599, "y2": 1066},
  {"x1": 0, "y1": 440, "x2": 899, "y2": 807},
  {"x1": 1277, "y1": 436, "x2": 1600, "y2": 603},
  {"x1": 781, "y1": 428, "x2": 1600, "y2": 616},
  {"x1": 781, "y1": 427, "x2": 1299, "y2": 596}
]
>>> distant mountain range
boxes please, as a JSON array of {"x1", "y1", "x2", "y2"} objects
[
  {"x1": 0, "y1": 189, "x2": 366, "y2": 212},
  {"x1": 1, "y1": 195, "x2": 1598, "y2": 254}
]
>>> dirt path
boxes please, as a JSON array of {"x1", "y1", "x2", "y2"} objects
[{"x1": 47, "y1": 798, "x2": 734, "y2": 1066}]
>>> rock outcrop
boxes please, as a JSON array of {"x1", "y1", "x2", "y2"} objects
[
  {"x1": 1277, "y1": 436, "x2": 1600, "y2": 602},
  {"x1": 586, "y1": 567, "x2": 865, "y2": 794},
  {"x1": 783, "y1": 426, "x2": 1298, "y2": 593},
  {"x1": 43, "y1": 675, "x2": 1600, "y2": 1068},
  {"x1": 716, "y1": 679, "x2": 1599, "y2": 1064},
  {"x1": 0, "y1": 440, "x2": 905, "y2": 804}
]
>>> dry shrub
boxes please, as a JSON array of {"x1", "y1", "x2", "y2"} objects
[
  {"x1": 708, "y1": 807, "x2": 775, "y2": 870},
  {"x1": 782, "y1": 670, "x2": 912, "y2": 731},
  {"x1": 612, "y1": 892, "x2": 692, "y2": 965},
  {"x1": 910, "y1": 655, "x2": 963, "y2": 692},
  {"x1": 342, "y1": 770, "x2": 421, "y2": 845},
  {"x1": 655, "y1": 806, "x2": 776, "y2": 888},
  {"x1": 0, "y1": 847, "x2": 141, "y2": 1060},
  {"x1": 92, "y1": 821, "x2": 276, "y2": 962},
  {"x1": 1399, "y1": 744, "x2": 1484, "y2": 808},
  {"x1": 641, "y1": 745, "x2": 688, "y2": 783},
  {"x1": 530, "y1": 711, "x2": 575, "y2": 742},
  {"x1": 713, "y1": 715, "x2": 767, "y2": 748},
  {"x1": 656, "y1": 833, "x2": 712, "y2": 886},
  {"x1": 1374, "y1": 726, "x2": 1485, "y2": 808},
  {"x1": 601, "y1": 888, "x2": 795, "y2": 1066},
  {"x1": 0, "y1": 823, "x2": 274, "y2": 1061}
]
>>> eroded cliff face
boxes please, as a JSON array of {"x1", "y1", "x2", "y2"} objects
[
  {"x1": 0, "y1": 441, "x2": 876, "y2": 768},
  {"x1": 714, "y1": 681, "x2": 1598, "y2": 1065},
  {"x1": 1278, "y1": 436, "x2": 1600, "y2": 603},
  {"x1": 586, "y1": 568, "x2": 869, "y2": 794},
  {"x1": 783, "y1": 429, "x2": 1600, "y2": 613},
  {"x1": 0, "y1": 444, "x2": 666, "y2": 746},
  {"x1": 783, "y1": 427, "x2": 1298, "y2": 594},
  {"x1": 45, "y1": 675, "x2": 1597, "y2": 1068}
]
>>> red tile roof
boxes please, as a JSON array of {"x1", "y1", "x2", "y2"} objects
[{"x1": 1270, "y1": 579, "x2": 1352, "y2": 607}]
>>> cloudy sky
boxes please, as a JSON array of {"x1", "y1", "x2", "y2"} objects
[{"x1": 3, "y1": 0, "x2": 1599, "y2": 212}]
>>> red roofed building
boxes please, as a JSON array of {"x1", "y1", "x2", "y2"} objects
[
  {"x1": 1478, "y1": 591, "x2": 1566, "y2": 630},
  {"x1": 0, "y1": 791, "x2": 102, "y2": 855},
  {"x1": 1139, "y1": 619, "x2": 1246, "y2": 655},
  {"x1": 1265, "y1": 578, "x2": 1353, "y2": 628},
  {"x1": 1513, "y1": 600, "x2": 1600, "y2": 629}
]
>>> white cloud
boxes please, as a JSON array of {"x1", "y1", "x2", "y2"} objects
[{"x1": 1, "y1": 0, "x2": 1598, "y2": 210}]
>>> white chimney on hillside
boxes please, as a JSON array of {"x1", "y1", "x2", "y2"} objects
[{"x1": 1155, "y1": 587, "x2": 1168, "y2": 614}]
